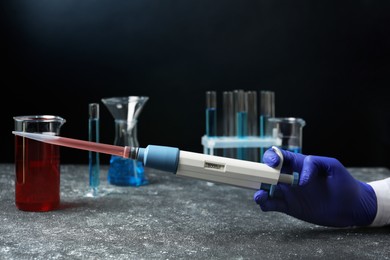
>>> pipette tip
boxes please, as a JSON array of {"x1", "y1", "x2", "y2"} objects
[{"x1": 12, "y1": 131, "x2": 59, "y2": 140}]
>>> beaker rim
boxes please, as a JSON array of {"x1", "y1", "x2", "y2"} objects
[
  {"x1": 268, "y1": 117, "x2": 306, "y2": 126},
  {"x1": 101, "y1": 96, "x2": 149, "y2": 105},
  {"x1": 13, "y1": 115, "x2": 66, "y2": 123}
]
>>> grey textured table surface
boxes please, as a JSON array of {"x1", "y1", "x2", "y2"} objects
[{"x1": 1, "y1": 164, "x2": 390, "y2": 259}]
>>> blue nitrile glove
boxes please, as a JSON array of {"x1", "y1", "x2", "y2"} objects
[{"x1": 254, "y1": 148, "x2": 377, "y2": 227}]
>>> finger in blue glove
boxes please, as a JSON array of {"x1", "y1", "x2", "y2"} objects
[{"x1": 255, "y1": 148, "x2": 377, "y2": 227}]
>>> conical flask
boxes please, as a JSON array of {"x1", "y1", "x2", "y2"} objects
[{"x1": 102, "y1": 96, "x2": 149, "y2": 186}]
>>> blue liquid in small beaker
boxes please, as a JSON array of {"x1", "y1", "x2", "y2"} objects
[{"x1": 107, "y1": 155, "x2": 148, "y2": 186}]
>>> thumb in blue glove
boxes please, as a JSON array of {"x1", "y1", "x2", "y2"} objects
[{"x1": 254, "y1": 148, "x2": 377, "y2": 227}]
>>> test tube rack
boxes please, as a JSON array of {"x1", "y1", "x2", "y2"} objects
[
  {"x1": 201, "y1": 135, "x2": 281, "y2": 156},
  {"x1": 203, "y1": 90, "x2": 278, "y2": 160}
]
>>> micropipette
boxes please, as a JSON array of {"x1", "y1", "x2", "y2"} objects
[{"x1": 12, "y1": 131, "x2": 299, "y2": 190}]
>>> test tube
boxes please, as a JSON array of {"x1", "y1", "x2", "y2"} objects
[
  {"x1": 234, "y1": 90, "x2": 248, "y2": 160},
  {"x1": 246, "y1": 91, "x2": 258, "y2": 162},
  {"x1": 205, "y1": 91, "x2": 217, "y2": 155},
  {"x1": 88, "y1": 103, "x2": 100, "y2": 197},
  {"x1": 222, "y1": 91, "x2": 235, "y2": 158},
  {"x1": 259, "y1": 90, "x2": 275, "y2": 161},
  {"x1": 205, "y1": 91, "x2": 217, "y2": 137}
]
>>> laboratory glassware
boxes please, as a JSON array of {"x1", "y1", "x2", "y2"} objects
[
  {"x1": 13, "y1": 115, "x2": 66, "y2": 211},
  {"x1": 266, "y1": 117, "x2": 306, "y2": 153},
  {"x1": 205, "y1": 91, "x2": 217, "y2": 137},
  {"x1": 259, "y1": 91, "x2": 275, "y2": 161},
  {"x1": 234, "y1": 90, "x2": 248, "y2": 160},
  {"x1": 246, "y1": 91, "x2": 259, "y2": 162},
  {"x1": 222, "y1": 91, "x2": 235, "y2": 158},
  {"x1": 205, "y1": 91, "x2": 217, "y2": 155},
  {"x1": 88, "y1": 103, "x2": 100, "y2": 196},
  {"x1": 102, "y1": 96, "x2": 149, "y2": 186}
]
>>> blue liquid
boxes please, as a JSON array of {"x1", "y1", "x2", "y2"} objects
[
  {"x1": 259, "y1": 115, "x2": 268, "y2": 162},
  {"x1": 107, "y1": 155, "x2": 148, "y2": 186},
  {"x1": 89, "y1": 117, "x2": 100, "y2": 193},
  {"x1": 236, "y1": 111, "x2": 248, "y2": 160},
  {"x1": 206, "y1": 108, "x2": 217, "y2": 155},
  {"x1": 259, "y1": 115, "x2": 266, "y2": 137},
  {"x1": 89, "y1": 152, "x2": 100, "y2": 193},
  {"x1": 206, "y1": 108, "x2": 217, "y2": 137}
]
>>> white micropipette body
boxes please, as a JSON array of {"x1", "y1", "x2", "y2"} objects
[
  {"x1": 175, "y1": 150, "x2": 282, "y2": 189},
  {"x1": 12, "y1": 131, "x2": 296, "y2": 190}
]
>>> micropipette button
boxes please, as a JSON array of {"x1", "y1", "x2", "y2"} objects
[{"x1": 292, "y1": 172, "x2": 300, "y2": 186}]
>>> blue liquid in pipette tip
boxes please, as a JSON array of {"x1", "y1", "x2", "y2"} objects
[{"x1": 108, "y1": 155, "x2": 148, "y2": 186}]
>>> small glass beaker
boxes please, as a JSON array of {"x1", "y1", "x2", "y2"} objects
[
  {"x1": 265, "y1": 117, "x2": 306, "y2": 153},
  {"x1": 102, "y1": 96, "x2": 149, "y2": 186},
  {"x1": 14, "y1": 115, "x2": 66, "y2": 211}
]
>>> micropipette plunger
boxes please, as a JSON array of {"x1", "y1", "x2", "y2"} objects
[{"x1": 12, "y1": 131, "x2": 299, "y2": 190}]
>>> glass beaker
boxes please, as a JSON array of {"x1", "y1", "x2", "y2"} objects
[
  {"x1": 102, "y1": 96, "x2": 149, "y2": 186},
  {"x1": 14, "y1": 115, "x2": 66, "y2": 211},
  {"x1": 265, "y1": 117, "x2": 306, "y2": 153}
]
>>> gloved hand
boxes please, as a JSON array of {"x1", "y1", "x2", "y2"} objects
[{"x1": 254, "y1": 148, "x2": 377, "y2": 227}]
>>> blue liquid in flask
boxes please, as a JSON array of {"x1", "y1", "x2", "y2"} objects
[{"x1": 107, "y1": 155, "x2": 148, "y2": 186}]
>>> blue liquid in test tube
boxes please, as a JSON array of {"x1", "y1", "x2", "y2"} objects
[
  {"x1": 222, "y1": 91, "x2": 235, "y2": 158},
  {"x1": 259, "y1": 115, "x2": 270, "y2": 157},
  {"x1": 88, "y1": 103, "x2": 100, "y2": 196},
  {"x1": 246, "y1": 91, "x2": 259, "y2": 162},
  {"x1": 206, "y1": 108, "x2": 217, "y2": 137},
  {"x1": 259, "y1": 91, "x2": 275, "y2": 162},
  {"x1": 236, "y1": 111, "x2": 248, "y2": 160},
  {"x1": 205, "y1": 91, "x2": 217, "y2": 155},
  {"x1": 235, "y1": 90, "x2": 248, "y2": 160},
  {"x1": 206, "y1": 91, "x2": 217, "y2": 137}
]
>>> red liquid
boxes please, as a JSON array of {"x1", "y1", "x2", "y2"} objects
[{"x1": 15, "y1": 136, "x2": 61, "y2": 211}]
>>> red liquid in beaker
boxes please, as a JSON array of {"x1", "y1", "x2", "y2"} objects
[{"x1": 15, "y1": 136, "x2": 61, "y2": 211}]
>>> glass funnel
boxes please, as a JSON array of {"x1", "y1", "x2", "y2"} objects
[{"x1": 102, "y1": 96, "x2": 149, "y2": 186}]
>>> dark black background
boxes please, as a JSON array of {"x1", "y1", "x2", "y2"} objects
[{"x1": 1, "y1": 0, "x2": 389, "y2": 167}]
